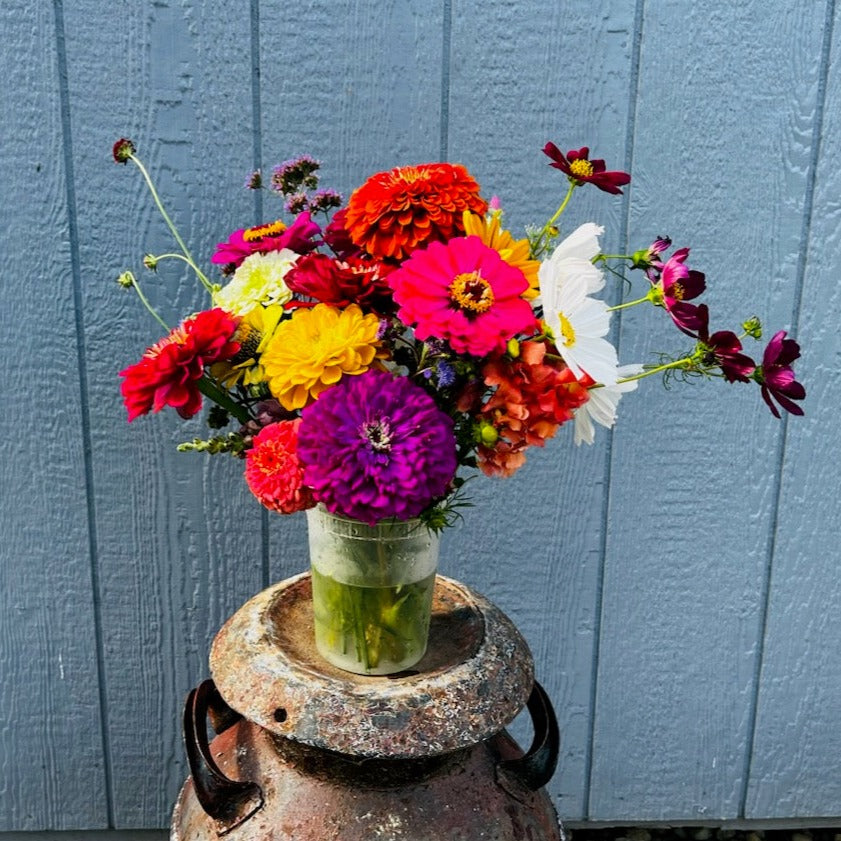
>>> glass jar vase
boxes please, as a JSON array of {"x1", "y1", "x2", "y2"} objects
[{"x1": 305, "y1": 505, "x2": 440, "y2": 675}]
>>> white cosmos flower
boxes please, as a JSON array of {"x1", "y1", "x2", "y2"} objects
[
  {"x1": 536, "y1": 222, "x2": 606, "y2": 301},
  {"x1": 538, "y1": 257, "x2": 619, "y2": 386},
  {"x1": 574, "y1": 364, "x2": 644, "y2": 445}
]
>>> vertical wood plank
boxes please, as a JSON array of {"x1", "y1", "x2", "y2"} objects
[
  {"x1": 744, "y1": 1, "x2": 841, "y2": 819},
  {"x1": 445, "y1": 0, "x2": 637, "y2": 820},
  {"x1": 63, "y1": 0, "x2": 262, "y2": 826},
  {"x1": 589, "y1": 0, "x2": 826, "y2": 821},
  {"x1": 0, "y1": 0, "x2": 108, "y2": 829},
  {"x1": 257, "y1": 0, "x2": 446, "y2": 582}
]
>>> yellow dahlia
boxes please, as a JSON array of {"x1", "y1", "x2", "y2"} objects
[
  {"x1": 462, "y1": 211, "x2": 541, "y2": 299},
  {"x1": 261, "y1": 303, "x2": 384, "y2": 410},
  {"x1": 210, "y1": 304, "x2": 284, "y2": 388}
]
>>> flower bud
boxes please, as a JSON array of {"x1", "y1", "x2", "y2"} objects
[
  {"x1": 476, "y1": 421, "x2": 499, "y2": 447},
  {"x1": 112, "y1": 138, "x2": 136, "y2": 164},
  {"x1": 742, "y1": 316, "x2": 762, "y2": 339},
  {"x1": 142, "y1": 254, "x2": 158, "y2": 271},
  {"x1": 506, "y1": 338, "x2": 520, "y2": 358},
  {"x1": 117, "y1": 270, "x2": 135, "y2": 289}
]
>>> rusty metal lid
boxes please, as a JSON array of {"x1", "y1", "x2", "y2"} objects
[{"x1": 209, "y1": 574, "x2": 534, "y2": 759}]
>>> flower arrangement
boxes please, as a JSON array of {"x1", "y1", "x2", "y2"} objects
[{"x1": 113, "y1": 137, "x2": 805, "y2": 532}]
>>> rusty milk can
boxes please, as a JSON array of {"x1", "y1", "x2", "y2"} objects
[{"x1": 171, "y1": 573, "x2": 564, "y2": 841}]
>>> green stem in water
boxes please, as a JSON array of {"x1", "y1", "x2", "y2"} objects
[
  {"x1": 128, "y1": 154, "x2": 214, "y2": 294},
  {"x1": 196, "y1": 376, "x2": 252, "y2": 424}
]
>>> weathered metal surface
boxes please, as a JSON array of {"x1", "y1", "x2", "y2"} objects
[
  {"x1": 171, "y1": 716, "x2": 562, "y2": 841},
  {"x1": 210, "y1": 574, "x2": 534, "y2": 758}
]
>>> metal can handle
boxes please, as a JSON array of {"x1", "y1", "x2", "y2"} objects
[
  {"x1": 183, "y1": 678, "x2": 264, "y2": 835},
  {"x1": 498, "y1": 680, "x2": 560, "y2": 791}
]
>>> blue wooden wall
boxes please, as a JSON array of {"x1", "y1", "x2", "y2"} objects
[{"x1": 2, "y1": 0, "x2": 839, "y2": 831}]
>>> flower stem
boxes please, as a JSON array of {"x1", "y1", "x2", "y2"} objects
[
  {"x1": 148, "y1": 253, "x2": 214, "y2": 292},
  {"x1": 131, "y1": 276, "x2": 170, "y2": 332},
  {"x1": 606, "y1": 292, "x2": 652, "y2": 313},
  {"x1": 196, "y1": 375, "x2": 252, "y2": 424},
  {"x1": 129, "y1": 154, "x2": 214, "y2": 294},
  {"x1": 531, "y1": 181, "x2": 577, "y2": 256},
  {"x1": 617, "y1": 357, "x2": 694, "y2": 384}
]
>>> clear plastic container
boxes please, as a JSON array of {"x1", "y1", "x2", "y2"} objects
[{"x1": 306, "y1": 506, "x2": 440, "y2": 675}]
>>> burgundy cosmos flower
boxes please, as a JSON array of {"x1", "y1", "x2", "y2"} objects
[
  {"x1": 754, "y1": 330, "x2": 805, "y2": 418},
  {"x1": 654, "y1": 247, "x2": 707, "y2": 335},
  {"x1": 296, "y1": 369, "x2": 457, "y2": 524},
  {"x1": 695, "y1": 305, "x2": 757, "y2": 383},
  {"x1": 543, "y1": 143, "x2": 631, "y2": 195}
]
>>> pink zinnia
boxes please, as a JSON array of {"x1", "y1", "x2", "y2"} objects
[
  {"x1": 244, "y1": 420, "x2": 315, "y2": 514},
  {"x1": 388, "y1": 236, "x2": 537, "y2": 357},
  {"x1": 211, "y1": 212, "x2": 321, "y2": 269}
]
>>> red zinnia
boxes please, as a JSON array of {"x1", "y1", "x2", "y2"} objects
[
  {"x1": 285, "y1": 252, "x2": 397, "y2": 314},
  {"x1": 543, "y1": 143, "x2": 631, "y2": 195},
  {"x1": 244, "y1": 420, "x2": 315, "y2": 514},
  {"x1": 477, "y1": 340, "x2": 589, "y2": 477},
  {"x1": 344, "y1": 162, "x2": 487, "y2": 260},
  {"x1": 119, "y1": 308, "x2": 240, "y2": 421}
]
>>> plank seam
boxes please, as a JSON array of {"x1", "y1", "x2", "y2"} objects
[
  {"x1": 250, "y1": 0, "x2": 271, "y2": 590},
  {"x1": 584, "y1": 0, "x2": 647, "y2": 819},
  {"x1": 738, "y1": 0, "x2": 836, "y2": 818},
  {"x1": 439, "y1": 0, "x2": 452, "y2": 162},
  {"x1": 52, "y1": 0, "x2": 114, "y2": 828}
]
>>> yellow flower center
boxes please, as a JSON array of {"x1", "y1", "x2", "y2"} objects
[
  {"x1": 558, "y1": 313, "x2": 576, "y2": 347},
  {"x1": 388, "y1": 166, "x2": 430, "y2": 187},
  {"x1": 670, "y1": 281, "x2": 685, "y2": 301},
  {"x1": 569, "y1": 158, "x2": 594, "y2": 179},
  {"x1": 449, "y1": 271, "x2": 494, "y2": 313},
  {"x1": 233, "y1": 322, "x2": 262, "y2": 361},
  {"x1": 243, "y1": 219, "x2": 287, "y2": 242}
]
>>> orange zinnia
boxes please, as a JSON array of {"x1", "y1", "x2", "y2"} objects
[{"x1": 344, "y1": 163, "x2": 487, "y2": 261}]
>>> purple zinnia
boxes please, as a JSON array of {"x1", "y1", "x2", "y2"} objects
[
  {"x1": 754, "y1": 330, "x2": 805, "y2": 418},
  {"x1": 297, "y1": 369, "x2": 457, "y2": 524}
]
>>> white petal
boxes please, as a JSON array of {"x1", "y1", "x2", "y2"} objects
[{"x1": 551, "y1": 223, "x2": 604, "y2": 263}]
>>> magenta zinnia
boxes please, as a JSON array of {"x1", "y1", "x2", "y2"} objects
[
  {"x1": 388, "y1": 235, "x2": 537, "y2": 356},
  {"x1": 296, "y1": 369, "x2": 457, "y2": 524},
  {"x1": 211, "y1": 212, "x2": 320, "y2": 270}
]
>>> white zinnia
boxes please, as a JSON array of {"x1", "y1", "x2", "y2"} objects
[
  {"x1": 213, "y1": 248, "x2": 298, "y2": 316},
  {"x1": 573, "y1": 364, "x2": 643, "y2": 445}
]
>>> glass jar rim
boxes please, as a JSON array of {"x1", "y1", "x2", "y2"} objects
[{"x1": 306, "y1": 503, "x2": 435, "y2": 541}]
